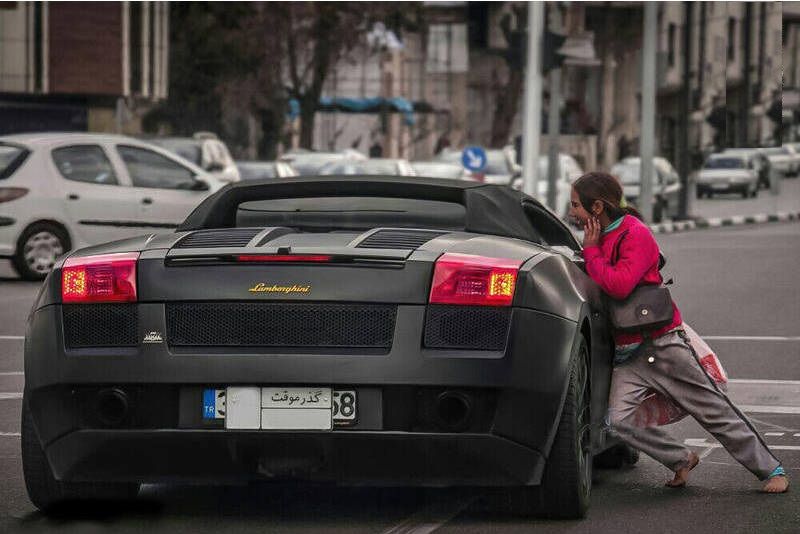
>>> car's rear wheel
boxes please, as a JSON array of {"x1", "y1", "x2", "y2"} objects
[
  {"x1": 12, "y1": 222, "x2": 69, "y2": 281},
  {"x1": 21, "y1": 399, "x2": 139, "y2": 511},
  {"x1": 503, "y1": 336, "x2": 591, "y2": 518}
]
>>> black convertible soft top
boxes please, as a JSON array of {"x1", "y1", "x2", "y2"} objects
[{"x1": 178, "y1": 176, "x2": 579, "y2": 248}]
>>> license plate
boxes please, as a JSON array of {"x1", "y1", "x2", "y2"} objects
[{"x1": 204, "y1": 387, "x2": 357, "y2": 429}]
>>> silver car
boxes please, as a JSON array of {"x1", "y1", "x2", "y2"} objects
[
  {"x1": 610, "y1": 157, "x2": 682, "y2": 223},
  {"x1": 697, "y1": 154, "x2": 759, "y2": 199}
]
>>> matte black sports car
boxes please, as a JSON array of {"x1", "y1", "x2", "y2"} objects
[{"x1": 22, "y1": 176, "x2": 622, "y2": 518}]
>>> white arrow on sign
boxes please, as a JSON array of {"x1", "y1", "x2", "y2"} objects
[{"x1": 466, "y1": 149, "x2": 484, "y2": 169}]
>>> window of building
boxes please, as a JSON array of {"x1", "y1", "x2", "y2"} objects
[
  {"x1": 668, "y1": 23, "x2": 676, "y2": 67},
  {"x1": 426, "y1": 24, "x2": 468, "y2": 73},
  {"x1": 52, "y1": 146, "x2": 119, "y2": 185},
  {"x1": 116, "y1": 145, "x2": 195, "y2": 189},
  {"x1": 727, "y1": 18, "x2": 736, "y2": 61},
  {"x1": 467, "y1": 2, "x2": 489, "y2": 50}
]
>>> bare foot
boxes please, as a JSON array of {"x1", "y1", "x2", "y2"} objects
[
  {"x1": 665, "y1": 452, "x2": 700, "y2": 488},
  {"x1": 762, "y1": 475, "x2": 789, "y2": 494}
]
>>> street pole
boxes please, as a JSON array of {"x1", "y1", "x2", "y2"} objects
[
  {"x1": 546, "y1": 67, "x2": 560, "y2": 210},
  {"x1": 522, "y1": 2, "x2": 544, "y2": 197},
  {"x1": 677, "y1": 1, "x2": 692, "y2": 220},
  {"x1": 639, "y1": 2, "x2": 657, "y2": 223}
]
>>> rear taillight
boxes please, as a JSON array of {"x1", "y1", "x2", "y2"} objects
[
  {"x1": 61, "y1": 252, "x2": 139, "y2": 303},
  {"x1": 429, "y1": 253, "x2": 522, "y2": 307},
  {"x1": 0, "y1": 187, "x2": 28, "y2": 203}
]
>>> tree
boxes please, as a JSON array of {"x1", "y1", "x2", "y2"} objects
[{"x1": 488, "y1": 3, "x2": 528, "y2": 148}]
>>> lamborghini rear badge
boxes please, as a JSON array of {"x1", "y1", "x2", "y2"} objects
[{"x1": 248, "y1": 283, "x2": 312, "y2": 294}]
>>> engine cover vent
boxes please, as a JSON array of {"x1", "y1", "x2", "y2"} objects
[
  {"x1": 175, "y1": 228, "x2": 263, "y2": 249},
  {"x1": 356, "y1": 229, "x2": 446, "y2": 250}
]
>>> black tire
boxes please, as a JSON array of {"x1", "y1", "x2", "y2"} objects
[
  {"x1": 21, "y1": 399, "x2": 139, "y2": 512},
  {"x1": 504, "y1": 336, "x2": 592, "y2": 519},
  {"x1": 593, "y1": 443, "x2": 640, "y2": 469},
  {"x1": 12, "y1": 222, "x2": 70, "y2": 281},
  {"x1": 652, "y1": 201, "x2": 664, "y2": 224}
]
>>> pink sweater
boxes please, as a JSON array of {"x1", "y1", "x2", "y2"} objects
[{"x1": 582, "y1": 215, "x2": 682, "y2": 346}]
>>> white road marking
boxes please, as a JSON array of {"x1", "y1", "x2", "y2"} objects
[
  {"x1": 0, "y1": 393, "x2": 22, "y2": 400},
  {"x1": 0, "y1": 372, "x2": 23, "y2": 376},
  {"x1": 795, "y1": 433, "x2": 800, "y2": 437},
  {"x1": 0, "y1": 432, "x2": 20, "y2": 437},
  {"x1": 739, "y1": 405, "x2": 800, "y2": 415},
  {"x1": 685, "y1": 438, "x2": 800, "y2": 451},
  {"x1": 729, "y1": 379, "x2": 800, "y2": 385},
  {"x1": 0, "y1": 336, "x2": 23, "y2": 340},
  {"x1": 765, "y1": 432, "x2": 785, "y2": 437},
  {"x1": 702, "y1": 336, "x2": 800, "y2": 341},
  {"x1": 381, "y1": 495, "x2": 476, "y2": 534}
]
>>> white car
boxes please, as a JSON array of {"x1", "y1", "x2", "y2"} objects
[
  {"x1": 436, "y1": 146, "x2": 520, "y2": 185},
  {"x1": 146, "y1": 133, "x2": 241, "y2": 183},
  {"x1": 280, "y1": 150, "x2": 368, "y2": 176},
  {"x1": 319, "y1": 158, "x2": 416, "y2": 176},
  {"x1": 610, "y1": 156, "x2": 683, "y2": 223},
  {"x1": 0, "y1": 133, "x2": 224, "y2": 279},
  {"x1": 697, "y1": 153, "x2": 759, "y2": 199},
  {"x1": 236, "y1": 160, "x2": 299, "y2": 180},
  {"x1": 760, "y1": 146, "x2": 799, "y2": 177}
]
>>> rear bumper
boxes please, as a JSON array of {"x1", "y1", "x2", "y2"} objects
[
  {"x1": 43, "y1": 429, "x2": 544, "y2": 486},
  {"x1": 25, "y1": 303, "x2": 584, "y2": 485}
]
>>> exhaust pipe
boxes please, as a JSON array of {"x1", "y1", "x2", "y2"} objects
[
  {"x1": 435, "y1": 391, "x2": 472, "y2": 432},
  {"x1": 95, "y1": 388, "x2": 129, "y2": 426}
]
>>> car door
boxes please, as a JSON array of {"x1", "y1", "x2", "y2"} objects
[
  {"x1": 51, "y1": 144, "x2": 145, "y2": 246},
  {"x1": 113, "y1": 144, "x2": 212, "y2": 228}
]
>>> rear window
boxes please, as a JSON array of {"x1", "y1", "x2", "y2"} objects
[
  {"x1": 704, "y1": 157, "x2": 744, "y2": 169},
  {"x1": 0, "y1": 143, "x2": 30, "y2": 180},
  {"x1": 237, "y1": 196, "x2": 466, "y2": 232}
]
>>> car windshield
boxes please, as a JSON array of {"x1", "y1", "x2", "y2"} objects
[
  {"x1": 705, "y1": 157, "x2": 745, "y2": 169},
  {"x1": 0, "y1": 144, "x2": 27, "y2": 179},
  {"x1": 238, "y1": 162, "x2": 277, "y2": 180},
  {"x1": 147, "y1": 138, "x2": 202, "y2": 165},
  {"x1": 611, "y1": 162, "x2": 641, "y2": 184}
]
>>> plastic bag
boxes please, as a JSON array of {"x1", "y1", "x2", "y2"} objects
[{"x1": 631, "y1": 323, "x2": 728, "y2": 427}]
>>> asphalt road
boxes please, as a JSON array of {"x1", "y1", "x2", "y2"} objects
[{"x1": 0, "y1": 221, "x2": 798, "y2": 533}]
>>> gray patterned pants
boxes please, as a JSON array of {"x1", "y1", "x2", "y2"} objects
[{"x1": 608, "y1": 330, "x2": 781, "y2": 479}]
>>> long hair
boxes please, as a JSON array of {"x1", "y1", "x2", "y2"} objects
[{"x1": 572, "y1": 171, "x2": 643, "y2": 221}]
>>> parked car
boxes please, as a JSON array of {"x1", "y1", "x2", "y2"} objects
[
  {"x1": 0, "y1": 133, "x2": 224, "y2": 280},
  {"x1": 146, "y1": 132, "x2": 240, "y2": 183},
  {"x1": 722, "y1": 148, "x2": 772, "y2": 189},
  {"x1": 23, "y1": 176, "x2": 620, "y2": 518},
  {"x1": 510, "y1": 154, "x2": 584, "y2": 220},
  {"x1": 697, "y1": 153, "x2": 759, "y2": 199},
  {"x1": 760, "y1": 146, "x2": 799, "y2": 177},
  {"x1": 436, "y1": 146, "x2": 520, "y2": 185},
  {"x1": 236, "y1": 160, "x2": 299, "y2": 180},
  {"x1": 610, "y1": 157, "x2": 682, "y2": 223},
  {"x1": 410, "y1": 161, "x2": 475, "y2": 180},
  {"x1": 318, "y1": 158, "x2": 416, "y2": 176},
  {"x1": 280, "y1": 150, "x2": 367, "y2": 176}
]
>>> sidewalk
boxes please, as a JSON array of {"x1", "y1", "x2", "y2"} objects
[{"x1": 651, "y1": 177, "x2": 800, "y2": 234}]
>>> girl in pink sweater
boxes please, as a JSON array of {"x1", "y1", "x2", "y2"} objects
[{"x1": 570, "y1": 172, "x2": 787, "y2": 494}]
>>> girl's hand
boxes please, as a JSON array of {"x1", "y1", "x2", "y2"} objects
[{"x1": 583, "y1": 217, "x2": 601, "y2": 248}]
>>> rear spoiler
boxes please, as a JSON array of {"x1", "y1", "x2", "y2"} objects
[{"x1": 176, "y1": 175, "x2": 578, "y2": 249}]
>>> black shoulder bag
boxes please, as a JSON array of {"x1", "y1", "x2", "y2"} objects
[{"x1": 606, "y1": 229, "x2": 674, "y2": 334}]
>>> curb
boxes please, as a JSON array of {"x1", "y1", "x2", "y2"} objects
[{"x1": 649, "y1": 211, "x2": 800, "y2": 234}]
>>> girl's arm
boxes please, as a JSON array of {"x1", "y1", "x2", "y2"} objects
[{"x1": 582, "y1": 227, "x2": 659, "y2": 300}]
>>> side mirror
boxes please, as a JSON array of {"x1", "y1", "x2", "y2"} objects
[{"x1": 188, "y1": 179, "x2": 210, "y2": 191}]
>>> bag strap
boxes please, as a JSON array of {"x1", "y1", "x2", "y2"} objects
[{"x1": 611, "y1": 229, "x2": 630, "y2": 266}]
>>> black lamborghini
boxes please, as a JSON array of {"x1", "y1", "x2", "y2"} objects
[{"x1": 22, "y1": 176, "x2": 624, "y2": 518}]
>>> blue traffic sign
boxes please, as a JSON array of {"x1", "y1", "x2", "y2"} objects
[{"x1": 461, "y1": 146, "x2": 487, "y2": 172}]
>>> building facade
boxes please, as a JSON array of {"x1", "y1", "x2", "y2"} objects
[{"x1": 0, "y1": 1, "x2": 169, "y2": 135}]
